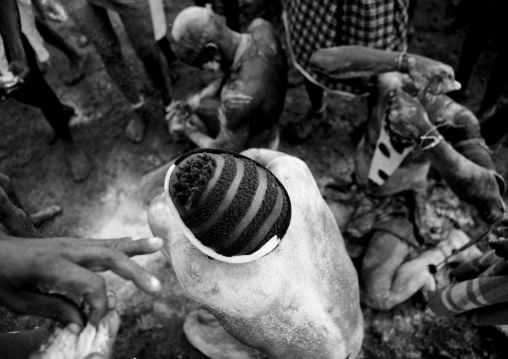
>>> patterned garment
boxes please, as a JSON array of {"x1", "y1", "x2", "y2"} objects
[
  {"x1": 428, "y1": 250, "x2": 508, "y2": 325},
  {"x1": 284, "y1": 0, "x2": 408, "y2": 94}
]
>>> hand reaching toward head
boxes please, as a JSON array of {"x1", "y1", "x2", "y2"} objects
[{"x1": 0, "y1": 235, "x2": 163, "y2": 328}]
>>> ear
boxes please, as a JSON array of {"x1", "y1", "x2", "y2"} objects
[{"x1": 205, "y1": 43, "x2": 220, "y2": 61}]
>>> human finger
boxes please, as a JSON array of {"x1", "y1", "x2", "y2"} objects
[
  {"x1": 71, "y1": 247, "x2": 161, "y2": 294},
  {"x1": 77, "y1": 237, "x2": 163, "y2": 257},
  {"x1": 0, "y1": 289, "x2": 85, "y2": 327}
]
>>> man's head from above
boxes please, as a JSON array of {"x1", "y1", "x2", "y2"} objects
[
  {"x1": 171, "y1": 6, "x2": 230, "y2": 72},
  {"x1": 164, "y1": 148, "x2": 292, "y2": 264}
]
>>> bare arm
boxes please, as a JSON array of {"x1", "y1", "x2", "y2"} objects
[
  {"x1": 388, "y1": 91, "x2": 505, "y2": 224},
  {"x1": 310, "y1": 46, "x2": 460, "y2": 94},
  {"x1": 184, "y1": 111, "x2": 249, "y2": 152},
  {"x1": 419, "y1": 125, "x2": 505, "y2": 224},
  {"x1": 186, "y1": 78, "x2": 222, "y2": 111}
]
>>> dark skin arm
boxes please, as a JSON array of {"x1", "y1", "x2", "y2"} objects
[
  {"x1": 0, "y1": 0, "x2": 29, "y2": 80},
  {"x1": 0, "y1": 233, "x2": 163, "y2": 328},
  {"x1": 387, "y1": 90, "x2": 505, "y2": 224},
  {"x1": 310, "y1": 46, "x2": 460, "y2": 95}
]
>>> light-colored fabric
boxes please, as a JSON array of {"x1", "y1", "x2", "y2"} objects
[
  {"x1": 18, "y1": 0, "x2": 50, "y2": 63},
  {"x1": 148, "y1": 0, "x2": 166, "y2": 40}
]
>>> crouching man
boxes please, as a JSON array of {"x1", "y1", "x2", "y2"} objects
[
  {"x1": 166, "y1": 6, "x2": 287, "y2": 152},
  {"x1": 310, "y1": 46, "x2": 506, "y2": 310},
  {"x1": 148, "y1": 148, "x2": 363, "y2": 359}
]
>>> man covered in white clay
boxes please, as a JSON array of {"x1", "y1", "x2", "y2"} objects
[
  {"x1": 165, "y1": 6, "x2": 287, "y2": 152},
  {"x1": 310, "y1": 46, "x2": 506, "y2": 310},
  {"x1": 148, "y1": 148, "x2": 363, "y2": 359}
]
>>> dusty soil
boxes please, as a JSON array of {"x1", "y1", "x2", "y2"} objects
[{"x1": 1, "y1": 0, "x2": 508, "y2": 358}]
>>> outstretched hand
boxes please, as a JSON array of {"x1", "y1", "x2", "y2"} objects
[{"x1": 0, "y1": 235, "x2": 163, "y2": 328}]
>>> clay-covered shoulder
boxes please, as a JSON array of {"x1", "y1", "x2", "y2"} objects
[
  {"x1": 247, "y1": 18, "x2": 286, "y2": 62},
  {"x1": 266, "y1": 156, "x2": 319, "y2": 200}
]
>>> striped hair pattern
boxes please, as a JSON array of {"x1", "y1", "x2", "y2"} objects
[{"x1": 164, "y1": 148, "x2": 292, "y2": 264}]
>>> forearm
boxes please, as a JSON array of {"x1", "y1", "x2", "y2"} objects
[
  {"x1": 0, "y1": 0, "x2": 26, "y2": 63},
  {"x1": 422, "y1": 94, "x2": 496, "y2": 170},
  {"x1": 310, "y1": 46, "x2": 408, "y2": 79},
  {"x1": 186, "y1": 125, "x2": 247, "y2": 152},
  {"x1": 187, "y1": 79, "x2": 222, "y2": 111},
  {"x1": 422, "y1": 129, "x2": 505, "y2": 223},
  {"x1": 186, "y1": 130, "x2": 216, "y2": 149}
]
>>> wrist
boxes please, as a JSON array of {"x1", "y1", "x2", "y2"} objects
[
  {"x1": 419, "y1": 126, "x2": 444, "y2": 151},
  {"x1": 397, "y1": 52, "x2": 410, "y2": 73}
]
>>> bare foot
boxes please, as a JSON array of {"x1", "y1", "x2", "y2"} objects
[
  {"x1": 31, "y1": 205, "x2": 63, "y2": 227},
  {"x1": 125, "y1": 116, "x2": 147, "y2": 143},
  {"x1": 65, "y1": 145, "x2": 92, "y2": 182}
]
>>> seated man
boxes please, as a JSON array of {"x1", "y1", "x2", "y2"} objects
[
  {"x1": 310, "y1": 46, "x2": 506, "y2": 310},
  {"x1": 148, "y1": 148, "x2": 363, "y2": 359},
  {"x1": 166, "y1": 6, "x2": 287, "y2": 152}
]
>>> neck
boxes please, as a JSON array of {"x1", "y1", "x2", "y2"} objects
[{"x1": 218, "y1": 29, "x2": 242, "y2": 63}]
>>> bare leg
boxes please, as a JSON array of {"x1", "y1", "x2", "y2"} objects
[
  {"x1": 67, "y1": 3, "x2": 141, "y2": 104},
  {"x1": 66, "y1": 3, "x2": 153, "y2": 143},
  {"x1": 34, "y1": 16, "x2": 88, "y2": 85},
  {"x1": 362, "y1": 221, "x2": 476, "y2": 310},
  {"x1": 121, "y1": 8, "x2": 173, "y2": 141},
  {"x1": 120, "y1": 10, "x2": 172, "y2": 106},
  {"x1": 12, "y1": 35, "x2": 91, "y2": 182}
]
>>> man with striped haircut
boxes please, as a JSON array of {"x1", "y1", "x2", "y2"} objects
[{"x1": 148, "y1": 148, "x2": 364, "y2": 358}]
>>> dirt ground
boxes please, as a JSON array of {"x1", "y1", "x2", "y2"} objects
[{"x1": 1, "y1": 0, "x2": 508, "y2": 358}]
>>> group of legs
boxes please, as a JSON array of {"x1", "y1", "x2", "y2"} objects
[{"x1": 62, "y1": 0, "x2": 176, "y2": 143}]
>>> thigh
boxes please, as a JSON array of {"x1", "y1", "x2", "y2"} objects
[{"x1": 361, "y1": 218, "x2": 413, "y2": 296}]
